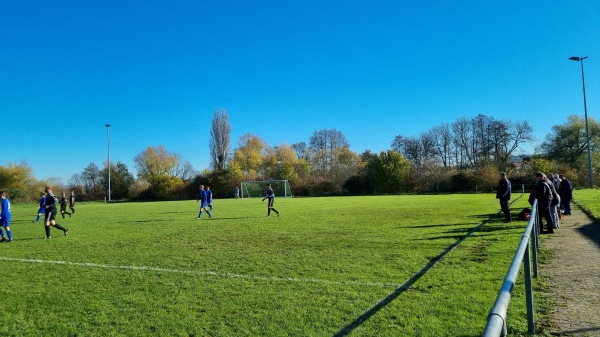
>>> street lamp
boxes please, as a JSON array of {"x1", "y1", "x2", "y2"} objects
[
  {"x1": 569, "y1": 56, "x2": 593, "y2": 188},
  {"x1": 105, "y1": 124, "x2": 111, "y2": 202}
]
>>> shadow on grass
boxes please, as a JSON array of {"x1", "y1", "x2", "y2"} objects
[
  {"x1": 333, "y1": 215, "x2": 498, "y2": 336},
  {"x1": 576, "y1": 222, "x2": 600, "y2": 251}
]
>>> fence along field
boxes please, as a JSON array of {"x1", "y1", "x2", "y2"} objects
[{"x1": 0, "y1": 194, "x2": 536, "y2": 336}]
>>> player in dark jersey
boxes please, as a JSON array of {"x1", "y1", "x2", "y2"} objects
[
  {"x1": 69, "y1": 191, "x2": 76, "y2": 214},
  {"x1": 60, "y1": 192, "x2": 72, "y2": 218},
  {"x1": 43, "y1": 186, "x2": 69, "y2": 239},
  {"x1": 261, "y1": 184, "x2": 280, "y2": 217}
]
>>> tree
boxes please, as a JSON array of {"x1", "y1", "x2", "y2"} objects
[
  {"x1": 0, "y1": 161, "x2": 38, "y2": 201},
  {"x1": 538, "y1": 115, "x2": 600, "y2": 170},
  {"x1": 232, "y1": 133, "x2": 266, "y2": 180},
  {"x1": 209, "y1": 109, "x2": 232, "y2": 171},
  {"x1": 365, "y1": 150, "x2": 412, "y2": 194},
  {"x1": 81, "y1": 163, "x2": 103, "y2": 200},
  {"x1": 134, "y1": 145, "x2": 179, "y2": 179},
  {"x1": 101, "y1": 161, "x2": 135, "y2": 200}
]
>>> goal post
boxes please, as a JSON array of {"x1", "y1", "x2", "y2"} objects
[{"x1": 240, "y1": 180, "x2": 292, "y2": 198}]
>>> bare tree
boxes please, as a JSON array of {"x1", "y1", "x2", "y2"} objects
[{"x1": 209, "y1": 109, "x2": 232, "y2": 171}]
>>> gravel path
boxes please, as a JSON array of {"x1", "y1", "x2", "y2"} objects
[{"x1": 539, "y1": 206, "x2": 600, "y2": 336}]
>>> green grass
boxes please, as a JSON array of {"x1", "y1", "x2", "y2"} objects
[
  {"x1": 1, "y1": 194, "x2": 542, "y2": 336},
  {"x1": 573, "y1": 188, "x2": 600, "y2": 220}
]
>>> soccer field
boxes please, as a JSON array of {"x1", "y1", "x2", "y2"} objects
[{"x1": 0, "y1": 194, "x2": 537, "y2": 336}]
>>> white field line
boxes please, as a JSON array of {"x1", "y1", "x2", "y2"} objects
[{"x1": 0, "y1": 256, "x2": 401, "y2": 288}]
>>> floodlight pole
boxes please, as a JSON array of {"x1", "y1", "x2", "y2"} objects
[
  {"x1": 569, "y1": 56, "x2": 593, "y2": 188},
  {"x1": 106, "y1": 124, "x2": 111, "y2": 202}
]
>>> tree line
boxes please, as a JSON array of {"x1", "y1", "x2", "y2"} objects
[{"x1": 2, "y1": 111, "x2": 598, "y2": 203}]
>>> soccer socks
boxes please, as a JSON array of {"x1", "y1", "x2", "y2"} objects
[
  {"x1": 207, "y1": 210, "x2": 212, "y2": 218},
  {"x1": 7, "y1": 229, "x2": 12, "y2": 241},
  {"x1": 272, "y1": 208, "x2": 280, "y2": 215},
  {"x1": 35, "y1": 215, "x2": 41, "y2": 222},
  {"x1": 54, "y1": 223, "x2": 67, "y2": 231},
  {"x1": 197, "y1": 211, "x2": 203, "y2": 218},
  {"x1": 45, "y1": 226, "x2": 51, "y2": 238},
  {"x1": 0, "y1": 228, "x2": 5, "y2": 239}
]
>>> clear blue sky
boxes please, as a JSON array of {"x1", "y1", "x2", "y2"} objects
[{"x1": 2, "y1": 1, "x2": 598, "y2": 183}]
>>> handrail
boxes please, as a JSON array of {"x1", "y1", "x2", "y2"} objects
[{"x1": 482, "y1": 200, "x2": 539, "y2": 337}]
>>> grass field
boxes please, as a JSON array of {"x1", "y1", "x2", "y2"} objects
[{"x1": 1, "y1": 193, "x2": 545, "y2": 336}]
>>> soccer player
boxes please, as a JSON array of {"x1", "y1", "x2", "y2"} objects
[
  {"x1": 43, "y1": 186, "x2": 69, "y2": 239},
  {"x1": 261, "y1": 183, "x2": 280, "y2": 217},
  {"x1": 0, "y1": 191, "x2": 13, "y2": 242},
  {"x1": 35, "y1": 192, "x2": 46, "y2": 223},
  {"x1": 69, "y1": 191, "x2": 76, "y2": 214},
  {"x1": 196, "y1": 185, "x2": 212, "y2": 219},
  {"x1": 206, "y1": 186, "x2": 214, "y2": 211},
  {"x1": 59, "y1": 192, "x2": 72, "y2": 218}
]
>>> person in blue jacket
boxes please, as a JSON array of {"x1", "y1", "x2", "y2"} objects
[
  {"x1": 196, "y1": 185, "x2": 212, "y2": 219},
  {"x1": 0, "y1": 191, "x2": 13, "y2": 242}
]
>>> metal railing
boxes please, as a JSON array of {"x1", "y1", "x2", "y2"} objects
[{"x1": 482, "y1": 200, "x2": 540, "y2": 336}]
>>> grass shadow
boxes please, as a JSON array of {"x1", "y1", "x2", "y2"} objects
[{"x1": 576, "y1": 222, "x2": 600, "y2": 251}]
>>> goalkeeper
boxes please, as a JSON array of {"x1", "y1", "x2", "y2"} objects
[{"x1": 262, "y1": 184, "x2": 280, "y2": 217}]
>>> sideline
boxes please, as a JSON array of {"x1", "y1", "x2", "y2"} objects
[{"x1": 0, "y1": 256, "x2": 401, "y2": 288}]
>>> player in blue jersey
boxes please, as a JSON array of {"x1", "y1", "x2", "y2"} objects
[
  {"x1": 35, "y1": 192, "x2": 46, "y2": 223},
  {"x1": 0, "y1": 191, "x2": 13, "y2": 242},
  {"x1": 196, "y1": 185, "x2": 212, "y2": 219},
  {"x1": 261, "y1": 184, "x2": 280, "y2": 217},
  {"x1": 206, "y1": 186, "x2": 214, "y2": 211},
  {"x1": 43, "y1": 186, "x2": 69, "y2": 239}
]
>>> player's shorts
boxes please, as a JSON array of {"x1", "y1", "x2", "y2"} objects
[
  {"x1": 0, "y1": 215, "x2": 10, "y2": 227},
  {"x1": 60, "y1": 204, "x2": 67, "y2": 211},
  {"x1": 45, "y1": 209, "x2": 57, "y2": 222},
  {"x1": 200, "y1": 202, "x2": 208, "y2": 209},
  {"x1": 38, "y1": 208, "x2": 46, "y2": 214}
]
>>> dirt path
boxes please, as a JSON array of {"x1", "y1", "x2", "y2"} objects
[{"x1": 539, "y1": 206, "x2": 600, "y2": 336}]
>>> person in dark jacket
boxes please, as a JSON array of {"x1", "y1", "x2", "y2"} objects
[
  {"x1": 535, "y1": 173, "x2": 554, "y2": 234},
  {"x1": 496, "y1": 173, "x2": 512, "y2": 223},
  {"x1": 262, "y1": 184, "x2": 280, "y2": 217},
  {"x1": 558, "y1": 174, "x2": 573, "y2": 215}
]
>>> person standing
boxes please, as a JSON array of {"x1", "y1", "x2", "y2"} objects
[
  {"x1": 262, "y1": 183, "x2": 280, "y2": 217},
  {"x1": 496, "y1": 172, "x2": 512, "y2": 223},
  {"x1": 59, "y1": 192, "x2": 72, "y2": 218},
  {"x1": 0, "y1": 191, "x2": 13, "y2": 242},
  {"x1": 69, "y1": 191, "x2": 76, "y2": 214},
  {"x1": 235, "y1": 186, "x2": 240, "y2": 199},
  {"x1": 535, "y1": 173, "x2": 554, "y2": 234},
  {"x1": 44, "y1": 186, "x2": 69, "y2": 239},
  {"x1": 35, "y1": 192, "x2": 46, "y2": 223},
  {"x1": 558, "y1": 174, "x2": 573, "y2": 215},
  {"x1": 548, "y1": 178, "x2": 561, "y2": 229},
  {"x1": 206, "y1": 186, "x2": 214, "y2": 211},
  {"x1": 196, "y1": 185, "x2": 212, "y2": 219}
]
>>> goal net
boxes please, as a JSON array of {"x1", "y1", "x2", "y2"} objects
[{"x1": 241, "y1": 180, "x2": 292, "y2": 198}]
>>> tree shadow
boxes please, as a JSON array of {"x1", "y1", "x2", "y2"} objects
[{"x1": 576, "y1": 222, "x2": 600, "y2": 251}]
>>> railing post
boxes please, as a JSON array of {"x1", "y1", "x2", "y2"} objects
[{"x1": 523, "y1": 241, "x2": 535, "y2": 334}]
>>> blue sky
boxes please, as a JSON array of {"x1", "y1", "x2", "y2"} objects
[{"x1": 2, "y1": 1, "x2": 599, "y2": 183}]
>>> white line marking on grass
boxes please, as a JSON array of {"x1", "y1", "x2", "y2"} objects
[{"x1": 0, "y1": 257, "x2": 401, "y2": 288}]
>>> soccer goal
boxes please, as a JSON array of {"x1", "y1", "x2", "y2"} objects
[{"x1": 241, "y1": 180, "x2": 292, "y2": 198}]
